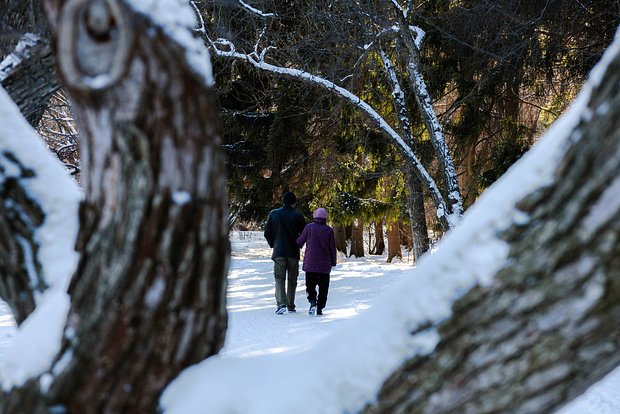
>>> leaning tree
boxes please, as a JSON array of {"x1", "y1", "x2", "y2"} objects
[
  {"x1": 0, "y1": 0, "x2": 229, "y2": 412},
  {"x1": 0, "y1": 0, "x2": 619, "y2": 413}
]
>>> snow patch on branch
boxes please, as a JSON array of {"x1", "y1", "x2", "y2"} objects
[
  {"x1": 0, "y1": 33, "x2": 39, "y2": 82},
  {"x1": 409, "y1": 25, "x2": 425, "y2": 49},
  {"x1": 126, "y1": 0, "x2": 213, "y2": 86},
  {"x1": 238, "y1": 0, "x2": 276, "y2": 17}
]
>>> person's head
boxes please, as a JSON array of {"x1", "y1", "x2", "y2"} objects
[
  {"x1": 282, "y1": 191, "x2": 297, "y2": 206},
  {"x1": 313, "y1": 208, "x2": 328, "y2": 220}
]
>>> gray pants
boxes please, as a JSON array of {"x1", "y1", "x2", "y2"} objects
[{"x1": 273, "y1": 257, "x2": 299, "y2": 310}]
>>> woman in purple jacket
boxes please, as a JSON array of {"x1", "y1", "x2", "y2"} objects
[{"x1": 296, "y1": 208, "x2": 337, "y2": 316}]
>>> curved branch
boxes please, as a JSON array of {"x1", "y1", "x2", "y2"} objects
[{"x1": 209, "y1": 38, "x2": 452, "y2": 228}]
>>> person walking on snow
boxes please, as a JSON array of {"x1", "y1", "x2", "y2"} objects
[
  {"x1": 264, "y1": 191, "x2": 306, "y2": 314},
  {"x1": 296, "y1": 208, "x2": 337, "y2": 316}
]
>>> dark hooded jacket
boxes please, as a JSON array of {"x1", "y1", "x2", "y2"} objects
[
  {"x1": 264, "y1": 205, "x2": 306, "y2": 260},
  {"x1": 296, "y1": 218, "x2": 337, "y2": 274}
]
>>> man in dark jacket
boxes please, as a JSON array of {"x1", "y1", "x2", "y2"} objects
[{"x1": 264, "y1": 191, "x2": 306, "y2": 314}]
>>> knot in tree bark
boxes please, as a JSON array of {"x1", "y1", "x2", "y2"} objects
[{"x1": 57, "y1": 0, "x2": 133, "y2": 91}]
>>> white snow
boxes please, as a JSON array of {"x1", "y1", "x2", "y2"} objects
[
  {"x1": 126, "y1": 0, "x2": 213, "y2": 86},
  {"x1": 0, "y1": 289, "x2": 69, "y2": 391},
  {"x1": 0, "y1": 87, "x2": 81, "y2": 391},
  {"x1": 0, "y1": 234, "x2": 619, "y2": 411}
]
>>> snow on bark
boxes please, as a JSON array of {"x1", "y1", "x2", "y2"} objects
[
  {"x1": 126, "y1": 0, "x2": 213, "y2": 86},
  {"x1": 0, "y1": 34, "x2": 39, "y2": 82},
  {"x1": 407, "y1": 60, "x2": 463, "y2": 226},
  {"x1": 0, "y1": 86, "x2": 80, "y2": 387}
]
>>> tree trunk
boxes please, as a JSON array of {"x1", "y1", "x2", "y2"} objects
[
  {"x1": 349, "y1": 219, "x2": 365, "y2": 258},
  {"x1": 334, "y1": 224, "x2": 347, "y2": 255},
  {"x1": 362, "y1": 37, "x2": 620, "y2": 414},
  {"x1": 386, "y1": 220, "x2": 401, "y2": 263},
  {"x1": 399, "y1": 221, "x2": 412, "y2": 252},
  {"x1": 370, "y1": 220, "x2": 385, "y2": 255},
  {"x1": 405, "y1": 166, "x2": 430, "y2": 261},
  {"x1": 1, "y1": 0, "x2": 229, "y2": 412}
]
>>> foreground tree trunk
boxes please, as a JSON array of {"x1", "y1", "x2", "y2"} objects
[
  {"x1": 0, "y1": 0, "x2": 229, "y2": 412},
  {"x1": 362, "y1": 36, "x2": 620, "y2": 413}
]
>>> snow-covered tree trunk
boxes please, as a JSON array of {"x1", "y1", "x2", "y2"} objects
[
  {"x1": 390, "y1": 8, "x2": 463, "y2": 227},
  {"x1": 0, "y1": 0, "x2": 229, "y2": 412},
  {"x1": 362, "y1": 31, "x2": 620, "y2": 413},
  {"x1": 379, "y1": 49, "x2": 432, "y2": 251}
]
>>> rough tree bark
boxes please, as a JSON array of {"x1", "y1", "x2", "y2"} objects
[
  {"x1": 0, "y1": 0, "x2": 60, "y2": 126},
  {"x1": 363, "y1": 34, "x2": 620, "y2": 413},
  {"x1": 0, "y1": 0, "x2": 229, "y2": 412}
]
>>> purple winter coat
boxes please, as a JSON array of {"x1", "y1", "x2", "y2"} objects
[{"x1": 296, "y1": 218, "x2": 337, "y2": 274}]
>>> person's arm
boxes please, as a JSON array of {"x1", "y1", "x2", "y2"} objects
[
  {"x1": 296, "y1": 225, "x2": 308, "y2": 248},
  {"x1": 329, "y1": 228, "x2": 337, "y2": 266},
  {"x1": 295, "y1": 213, "x2": 306, "y2": 237},
  {"x1": 264, "y1": 213, "x2": 274, "y2": 248}
]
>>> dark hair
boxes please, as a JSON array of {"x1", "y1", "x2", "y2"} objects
[{"x1": 283, "y1": 191, "x2": 297, "y2": 205}]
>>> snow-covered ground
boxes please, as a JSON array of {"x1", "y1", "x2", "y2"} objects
[{"x1": 0, "y1": 231, "x2": 619, "y2": 412}]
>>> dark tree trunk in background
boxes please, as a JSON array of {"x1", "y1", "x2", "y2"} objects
[
  {"x1": 405, "y1": 167, "x2": 430, "y2": 261},
  {"x1": 386, "y1": 220, "x2": 401, "y2": 263},
  {"x1": 370, "y1": 220, "x2": 385, "y2": 255},
  {"x1": 363, "y1": 42, "x2": 620, "y2": 414},
  {"x1": 349, "y1": 219, "x2": 365, "y2": 257},
  {"x1": 334, "y1": 224, "x2": 347, "y2": 255},
  {"x1": 0, "y1": 0, "x2": 229, "y2": 412}
]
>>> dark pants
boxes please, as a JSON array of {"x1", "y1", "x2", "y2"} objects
[{"x1": 305, "y1": 272, "x2": 330, "y2": 311}]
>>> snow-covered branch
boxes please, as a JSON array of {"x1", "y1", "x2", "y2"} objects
[
  {"x1": 238, "y1": 0, "x2": 276, "y2": 18},
  {"x1": 0, "y1": 34, "x2": 39, "y2": 82},
  {"x1": 386, "y1": 4, "x2": 463, "y2": 225},
  {"x1": 209, "y1": 37, "x2": 450, "y2": 221}
]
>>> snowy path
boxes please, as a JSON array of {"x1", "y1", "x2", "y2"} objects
[
  {"x1": 222, "y1": 231, "x2": 412, "y2": 357},
  {"x1": 0, "y1": 231, "x2": 619, "y2": 413}
]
